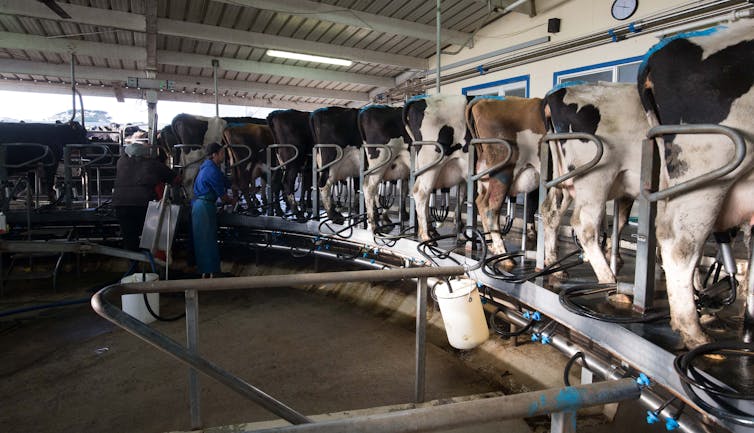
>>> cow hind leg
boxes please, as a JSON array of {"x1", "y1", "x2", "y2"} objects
[
  {"x1": 541, "y1": 187, "x2": 572, "y2": 279},
  {"x1": 364, "y1": 175, "x2": 380, "y2": 232},
  {"x1": 321, "y1": 177, "x2": 344, "y2": 224},
  {"x1": 413, "y1": 180, "x2": 434, "y2": 242},
  {"x1": 606, "y1": 196, "x2": 634, "y2": 273},
  {"x1": 572, "y1": 199, "x2": 616, "y2": 285}
]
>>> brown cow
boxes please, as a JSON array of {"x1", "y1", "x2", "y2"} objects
[
  {"x1": 223, "y1": 123, "x2": 275, "y2": 214},
  {"x1": 465, "y1": 96, "x2": 545, "y2": 256}
]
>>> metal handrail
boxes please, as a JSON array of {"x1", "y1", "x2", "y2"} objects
[
  {"x1": 65, "y1": 143, "x2": 113, "y2": 167},
  {"x1": 0, "y1": 143, "x2": 54, "y2": 168},
  {"x1": 267, "y1": 144, "x2": 300, "y2": 172},
  {"x1": 362, "y1": 144, "x2": 394, "y2": 176},
  {"x1": 314, "y1": 144, "x2": 344, "y2": 172},
  {"x1": 172, "y1": 144, "x2": 204, "y2": 169},
  {"x1": 469, "y1": 138, "x2": 514, "y2": 181},
  {"x1": 228, "y1": 144, "x2": 253, "y2": 168},
  {"x1": 644, "y1": 124, "x2": 747, "y2": 202},
  {"x1": 411, "y1": 141, "x2": 445, "y2": 178},
  {"x1": 90, "y1": 266, "x2": 466, "y2": 425},
  {"x1": 542, "y1": 132, "x2": 604, "y2": 188}
]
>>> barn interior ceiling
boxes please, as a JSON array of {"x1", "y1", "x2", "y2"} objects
[{"x1": 0, "y1": 0, "x2": 533, "y2": 110}]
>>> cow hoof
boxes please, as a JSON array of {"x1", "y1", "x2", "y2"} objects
[
  {"x1": 494, "y1": 258, "x2": 516, "y2": 272},
  {"x1": 607, "y1": 293, "x2": 633, "y2": 309},
  {"x1": 548, "y1": 270, "x2": 569, "y2": 281},
  {"x1": 328, "y1": 214, "x2": 345, "y2": 225}
]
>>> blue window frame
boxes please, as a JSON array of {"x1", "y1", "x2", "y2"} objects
[
  {"x1": 553, "y1": 56, "x2": 644, "y2": 86},
  {"x1": 461, "y1": 75, "x2": 530, "y2": 98}
]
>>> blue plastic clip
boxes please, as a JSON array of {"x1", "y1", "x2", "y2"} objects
[
  {"x1": 362, "y1": 252, "x2": 368, "y2": 258},
  {"x1": 476, "y1": 281, "x2": 483, "y2": 288},
  {"x1": 523, "y1": 311, "x2": 531, "y2": 320},
  {"x1": 636, "y1": 373, "x2": 651, "y2": 388},
  {"x1": 373, "y1": 248, "x2": 380, "y2": 254},
  {"x1": 532, "y1": 311, "x2": 542, "y2": 321},
  {"x1": 608, "y1": 28, "x2": 618, "y2": 42},
  {"x1": 370, "y1": 259, "x2": 375, "y2": 264},
  {"x1": 646, "y1": 411, "x2": 660, "y2": 425},
  {"x1": 540, "y1": 334, "x2": 551, "y2": 345},
  {"x1": 531, "y1": 333, "x2": 540, "y2": 342},
  {"x1": 325, "y1": 244, "x2": 330, "y2": 250},
  {"x1": 665, "y1": 417, "x2": 679, "y2": 431},
  {"x1": 476, "y1": 65, "x2": 486, "y2": 75},
  {"x1": 628, "y1": 22, "x2": 641, "y2": 33}
]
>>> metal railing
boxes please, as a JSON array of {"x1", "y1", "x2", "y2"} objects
[
  {"x1": 410, "y1": 141, "x2": 445, "y2": 178},
  {"x1": 643, "y1": 124, "x2": 747, "y2": 202},
  {"x1": 90, "y1": 265, "x2": 466, "y2": 429},
  {"x1": 542, "y1": 132, "x2": 605, "y2": 188},
  {"x1": 227, "y1": 144, "x2": 253, "y2": 169},
  {"x1": 171, "y1": 144, "x2": 204, "y2": 170},
  {"x1": 266, "y1": 144, "x2": 300, "y2": 216},
  {"x1": 63, "y1": 143, "x2": 114, "y2": 208},
  {"x1": 311, "y1": 144, "x2": 344, "y2": 220}
]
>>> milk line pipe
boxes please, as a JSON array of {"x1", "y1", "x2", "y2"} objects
[
  {"x1": 249, "y1": 378, "x2": 642, "y2": 433},
  {"x1": 488, "y1": 301, "x2": 712, "y2": 433}
]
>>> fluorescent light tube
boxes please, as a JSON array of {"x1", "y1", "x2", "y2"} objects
[{"x1": 266, "y1": 50, "x2": 352, "y2": 66}]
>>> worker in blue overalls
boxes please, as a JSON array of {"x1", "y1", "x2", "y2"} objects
[{"x1": 192, "y1": 142, "x2": 235, "y2": 278}]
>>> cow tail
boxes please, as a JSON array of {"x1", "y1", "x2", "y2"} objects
[
  {"x1": 465, "y1": 99, "x2": 479, "y2": 139},
  {"x1": 266, "y1": 114, "x2": 281, "y2": 144},
  {"x1": 357, "y1": 109, "x2": 367, "y2": 143}
]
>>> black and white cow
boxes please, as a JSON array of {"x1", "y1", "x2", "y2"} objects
[
  {"x1": 267, "y1": 109, "x2": 314, "y2": 218},
  {"x1": 357, "y1": 105, "x2": 412, "y2": 231},
  {"x1": 541, "y1": 82, "x2": 648, "y2": 284},
  {"x1": 309, "y1": 107, "x2": 362, "y2": 224},
  {"x1": 403, "y1": 95, "x2": 470, "y2": 241},
  {"x1": 638, "y1": 21, "x2": 754, "y2": 348}
]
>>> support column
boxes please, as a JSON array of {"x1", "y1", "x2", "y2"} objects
[
  {"x1": 633, "y1": 138, "x2": 659, "y2": 312},
  {"x1": 186, "y1": 289, "x2": 201, "y2": 429},
  {"x1": 415, "y1": 277, "x2": 427, "y2": 403}
]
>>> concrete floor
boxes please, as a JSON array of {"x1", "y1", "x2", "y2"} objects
[{"x1": 0, "y1": 254, "x2": 683, "y2": 433}]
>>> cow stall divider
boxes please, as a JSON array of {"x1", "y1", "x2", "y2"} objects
[
  {"x1": 63, "y1": 143, "x2": 114, "y2": 210},
  {"x1": 358, "y1": 143, "x2": 393, "y2": 228},
  {"x1": 0, "y1": 142, "x2": 53, "y2": 213},
  {"x1": 265, "y1": 144, "x2": 299, "y2": 217},
  {"x1": 311, "y1": 143, "x2": 343, "y2": 222},
  {"x1": 408, "y1": 141, "x2": 446, "y2": 235},
  {"x1": 171, "y1": 144, "x2": 204, "y2": 169},
  {"x1": 465, "y1": 138, "x2": 516, "y2": 251}
]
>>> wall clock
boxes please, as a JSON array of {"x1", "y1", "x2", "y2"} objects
[{"x1": 611, "y1": 0, "x2": 638, "y2": 21}]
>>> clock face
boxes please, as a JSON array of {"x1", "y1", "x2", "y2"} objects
[{"x1": 611, "y1": 0, "x2": 638, "y2": 21}]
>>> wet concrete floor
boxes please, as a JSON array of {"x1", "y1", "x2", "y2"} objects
[{"x1": 0, "y1": 256, "x2": 683, "y2": 433}]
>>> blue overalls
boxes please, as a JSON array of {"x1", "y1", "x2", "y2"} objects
[{"x1": 192, "y1": 159, "x2": 229, "y2": 274}]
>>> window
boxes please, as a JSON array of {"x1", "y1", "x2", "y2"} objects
[
  {"x1": 462, "y1": 75, "x2": 529, "y2": 98},
  {"x1": 553, "y1": 56, "x2": 644, "y2": 85}
]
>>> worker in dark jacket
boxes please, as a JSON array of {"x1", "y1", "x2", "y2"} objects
[
  {"x1": 113, "y1": 143, "x2": 179, "y2": 251},
  {"x1": 192, "y1": 142, "x2": 235, "y2": 277}
]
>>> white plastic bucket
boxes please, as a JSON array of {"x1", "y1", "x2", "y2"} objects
[
  {"x1": 435, "y1": 279, "x2": 489, "y2": 350},
  {"x1": 120, "y1": 273, "x2": 160, "y2": 324}
]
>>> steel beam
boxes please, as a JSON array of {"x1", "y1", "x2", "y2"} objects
[
  {"x1": 248, "y1": 379, "x2": 640, "y2": 433},
  {"x1": 214, "y1": 0, "x2": 472, "y2": 46},
  {"x1": 0, "y1": 0, "x2": 424, "y2": 69},
  {"x1": 0, "y1": 31, "x2": 394, "y2": 88},
  {"x1": 0, "y1": 59, "x2": 370, "y2": 101}
]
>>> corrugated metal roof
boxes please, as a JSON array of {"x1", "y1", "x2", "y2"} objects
[{"x1": 0, "y1": 0, "x2": 514, "y2": 109}]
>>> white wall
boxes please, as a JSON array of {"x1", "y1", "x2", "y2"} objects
[{"x1": 430, "y1": 0, "x2": 700, "y2": 97}]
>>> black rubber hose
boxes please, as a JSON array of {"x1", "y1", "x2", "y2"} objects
[
  {"x1": 558, "y1": 284, "x2": 670, "y2": 324},
  {"x1": 673, "y1": 340, "x2": 754, "y2": 427},
  {"x1": 563, "y1": 351, "x2": 587, "y2": 386},
  {"x1": 488, "y1": 307, "x2": 534, "y2": 339}
]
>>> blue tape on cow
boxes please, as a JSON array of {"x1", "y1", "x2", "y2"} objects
[
  {"x1": 406, "y1": 94, "x2": 427, "y2": 104},
  {"x1": 639, "y1": 26, "x2": 725, "y2": 75},
  {"x1": 359, "y1": 104, "x2": 391, "y2": 114},
  {"x1": 546, "y1": 80, "x2": 588, "y2": 96},
  {"x1": 470, "y1": 95, "x2": 506, "y2": 105}
]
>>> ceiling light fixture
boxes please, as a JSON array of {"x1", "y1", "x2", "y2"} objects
[{"x1": 266, "y1": 50, "x2": 352, "y2": 67}]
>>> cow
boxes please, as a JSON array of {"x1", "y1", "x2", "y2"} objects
[
  {"x1": 540, "y1": 82, "x2": 649, "y2": 285},
  {"x1": 465, "y1": 96, "x2": 545, "y2": 256},
  {"x1": 170, "y1": 114, "x2": 266, "y2": 201},
  {"x1": 222, "y1": 123, "x2": 275, "y2": 214},
  {"x1": 357, "y1": 105, "x2": 412, "y2": 232},
  {"x1": 266, "y1": 110, "x2": 314, "y2": 219},
  {"x1": 403, "y1": 94, "x2": 470, "y2": 241},
  {"x1": 0, "y1": 121, "x2": 87, "y2": 202},
  {"x1": 309, "y1": 107, "x2": 362, "y2": 224},
  {"x1": 638, "y1": 22, "x2": 754, "y2": 348}
]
